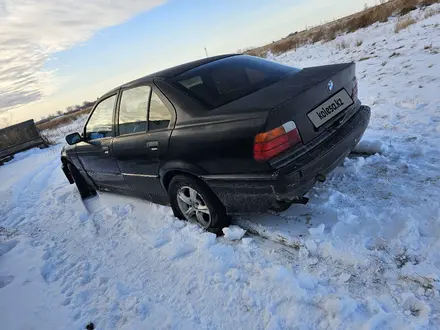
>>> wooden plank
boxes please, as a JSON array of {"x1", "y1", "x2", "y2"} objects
[{"x1": 0, "y1": 137, "x2": 47, "y2": 158}]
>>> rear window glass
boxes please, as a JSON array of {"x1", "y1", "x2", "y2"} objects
[{"x1": 172, "y1": 55, "x2": 300, "y2": 109}]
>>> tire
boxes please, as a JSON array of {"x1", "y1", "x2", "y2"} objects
[
  {"x1": 168, "y1": 174, "x2": 230, "y2": 234},
  {"x1": 67, "y1": 163, "x2": 96, "y2": 199}
]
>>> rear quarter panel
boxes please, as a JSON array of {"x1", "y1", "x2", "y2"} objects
[
  {"x1": 168, "y1": 112, "x2": 269, "y2": 174},
  {"x1": 156, "y1": 79, "x2": 273, "y2": 175}
]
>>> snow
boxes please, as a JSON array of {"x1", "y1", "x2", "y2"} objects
[
  {"x1": 222, "y1": 225, "x2": 247, "y2": 240},
  {"x1": 1, "y1": 5, "x2": 440, "y2": 329},
  {"x1": 308, "y1": 223, "x2": 326, "y2": 236},
  {"x1": 353, "y1": 138, "x2": 388, "y2": 155}
]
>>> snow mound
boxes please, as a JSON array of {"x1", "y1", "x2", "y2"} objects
[
  {"x1": 353, "y1": 139, "x2": 388, "y2": 155},
  {"x1": 222, "y1": 225, "x2": 246, "y2": 241},
  {"x1": 308, "y1": 224, "x2": 325, "y2": 236}
]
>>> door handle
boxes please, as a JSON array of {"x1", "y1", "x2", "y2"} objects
[
  {"x1": 102, "y1": 147, "x2": 110, "y2": 155},
  {"x1": 146, "y1": 141, "x2": 159, "y2": 151}
]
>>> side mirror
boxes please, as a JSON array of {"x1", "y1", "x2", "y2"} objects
[{"x1": 65, "y1": 132, "x2": 82, "y2": 145}]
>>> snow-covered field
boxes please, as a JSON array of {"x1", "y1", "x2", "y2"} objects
[{"x1": 1, "y1": 6, "x2": 440, "y2": 329}]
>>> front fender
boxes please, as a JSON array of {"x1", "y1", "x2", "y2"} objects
[
  {"x1": 61, "y1": 145, "x2": 81, "y2": 184},
  {"x1": 61, "y1": 146, "x2": 68, "y2": 159},
  {"x1": 61, "y1": 160, "x2": 75, "y2": 184}
]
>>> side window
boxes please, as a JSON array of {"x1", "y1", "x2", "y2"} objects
[
  {"x1": 118, "y1": 86, "x2": 151, "y2": 136},
  {"x1": 148, "y1": 91, "x2": 171, "y2": 131},
  {"x1": 85, "y1": 95, "x2": 116, "y2": 140}
]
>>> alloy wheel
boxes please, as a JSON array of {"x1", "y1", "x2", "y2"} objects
[{"x1": 176, "y1": 186, "x2": 211, "y2": 227}]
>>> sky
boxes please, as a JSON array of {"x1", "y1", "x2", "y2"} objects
[{"x1": 0, "y1": 0, "x2": 380, "y2": 125}]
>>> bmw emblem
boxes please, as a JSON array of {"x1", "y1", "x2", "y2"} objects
[{"x1": 327, "y1": 80, "x2": 334, "y2": 92}]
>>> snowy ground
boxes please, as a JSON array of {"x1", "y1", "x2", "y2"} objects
[{"x1": 1, "y1": 5, "x2": 440, "y2": 329}]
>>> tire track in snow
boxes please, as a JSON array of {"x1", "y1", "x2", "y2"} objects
[
  {"x1": 5, "y1": 153, "x2": 61, "y2": 228},
  {"x1": 11, "y1": 155, "x2": 59, "y2": 204}
]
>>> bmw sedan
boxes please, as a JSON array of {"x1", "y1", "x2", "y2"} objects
[{"x1": 61, "y1": 54, "x2": 370, "y2": 233}]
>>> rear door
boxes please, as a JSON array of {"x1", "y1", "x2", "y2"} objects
[
  {"x1": 112, "y1": 83, "x2": 175, "y2": 202},
  {"x1": 76, "y1": 93, "x2": 124, "y2": 190}
]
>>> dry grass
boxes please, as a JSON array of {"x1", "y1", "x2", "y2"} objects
[
  {"x1": 270, "y1": 39, "x2": 299, "y2": 54},
  {"x1": 269, "y1": 34, "x2": 310, "y2": 54},
  {"x1": 345, "y1": 4, "x2": 390, "y2": 33},
  {"x1": 311, "y1": 29, "x2": 325, "y2": 43},
  {"x1": 323, "y1": 22, "x2": 345, "y2": 42},
  {"x1": 398, "y1": 5, "x2": 418, "y2": 16},
  {"x1": 245, "y1": 0, "x2": 440, "y2": 55},
  {"x1": 238, "y1": 47, "x2": 266, "y2": 57},
  {"x1": 244, "y1": 48, "x2": 266, "y2": 57},
  {"x1": 36, "y1": 107, "x2": 91, "y2": 131},
  {"x1": 394, "y1": 15, "x2": 418, "y2": 32}
]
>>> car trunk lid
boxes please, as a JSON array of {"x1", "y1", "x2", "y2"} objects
[
  {"x1": 270, "y1": 63, "x2": 357, "y2": 143},
  {"x1": 211, "y1": 62, "x2": 358, "y2": 166}
]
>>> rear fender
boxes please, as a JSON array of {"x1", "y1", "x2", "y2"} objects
[{"x1": 159, "y1": 161, "x2": 208, "y2": 191}]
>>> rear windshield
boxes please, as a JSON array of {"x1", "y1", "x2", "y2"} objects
[{"x1": 171, "y1": 55, "x2": 300, "y2": 109}]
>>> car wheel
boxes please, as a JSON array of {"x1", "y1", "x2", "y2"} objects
[
  {"x1": 168, "y1": 174, "x2": 230, "y2": 234},
  {"x1": 67, "y1": 163, "x2": 96, "y2": 199}
]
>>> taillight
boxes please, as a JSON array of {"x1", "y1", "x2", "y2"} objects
[
  {"x1": 352, "y1": 77, "x2": 358, "y2": 101},
  {"x1": 254, "y1": 121, "x2": 302, "y2": 161}
]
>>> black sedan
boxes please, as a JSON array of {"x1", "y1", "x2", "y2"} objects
[{"x1": 62, "y1": 54, "x2": 370, "y2": 233}]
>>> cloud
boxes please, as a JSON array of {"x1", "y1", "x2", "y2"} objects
[{"x1": 0, "y1": 0, "x2": 165, "y2": 112}]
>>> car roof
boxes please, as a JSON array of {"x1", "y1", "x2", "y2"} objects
[{"x1": 101, "y1": 54, "x2": 238, "y2": 98}]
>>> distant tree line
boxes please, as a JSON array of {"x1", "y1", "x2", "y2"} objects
[{"x1": 37, "y1": 100, "x2": 95, "y2": 124}]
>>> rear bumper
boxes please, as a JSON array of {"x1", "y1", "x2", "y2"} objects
[{"x1": 203, "y1": 105, "x2": 371, "y2": 213}]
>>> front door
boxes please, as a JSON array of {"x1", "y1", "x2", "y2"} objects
[
  {"x1": 76, "y1": 93, "x2": 124, "y2": 191},
  {"x1": 111, "y1": 84, "x2": 175, "y2": 203}
]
